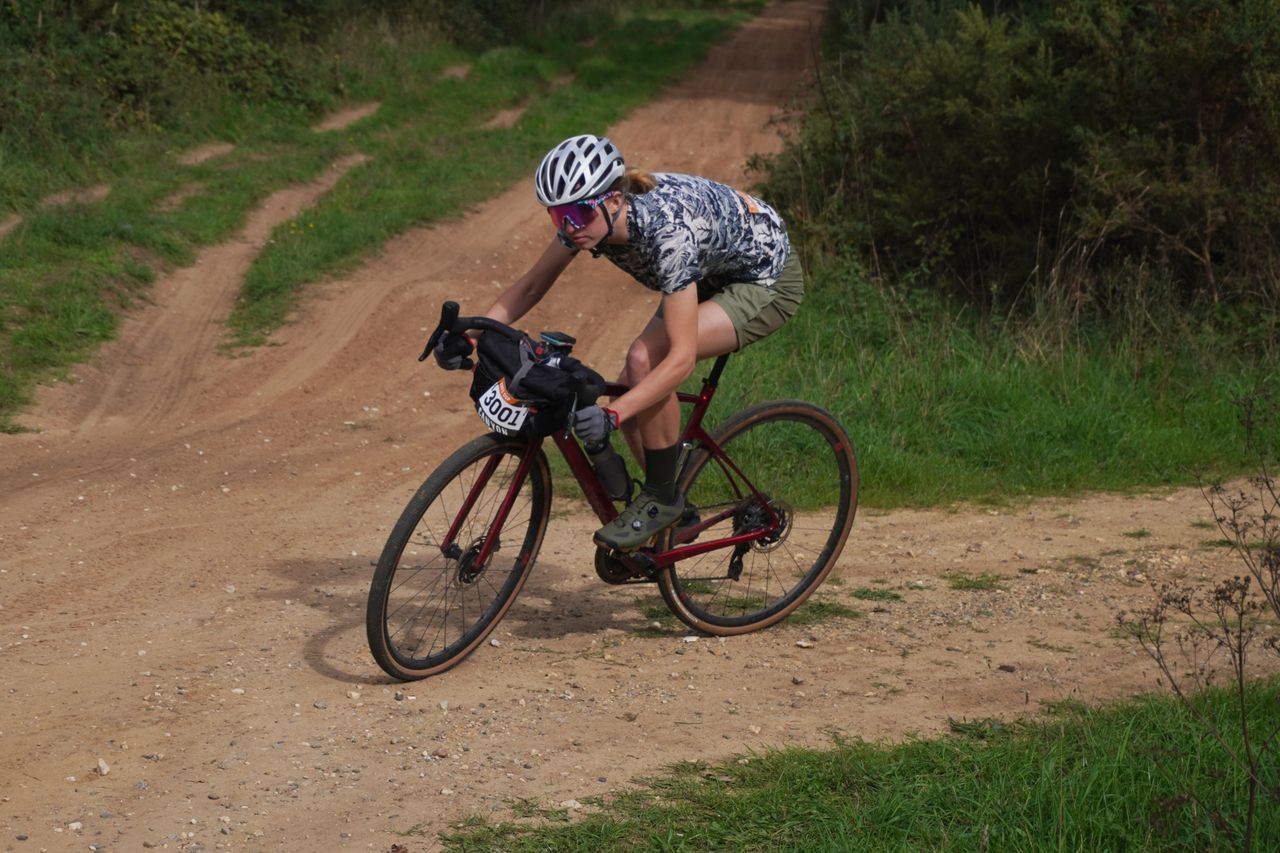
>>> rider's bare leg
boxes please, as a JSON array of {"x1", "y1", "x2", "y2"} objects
[
  {"x1": 594, "y1": 302, "x2": 740, "y2": 550},
  {"x1": 616, "y1": 301, "x2": 739, "y2": 463}
]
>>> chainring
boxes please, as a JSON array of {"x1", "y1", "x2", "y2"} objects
[{"x1": 594, "y1": 547, "x2": 653, "y2": 585}]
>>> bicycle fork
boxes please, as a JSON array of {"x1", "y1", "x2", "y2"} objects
[{"x1": 439, "y1": 442, "x2": 541, "y2": 572}]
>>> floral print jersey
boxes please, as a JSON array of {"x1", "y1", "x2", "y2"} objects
[{"x1": 561, "y1": 172, "x2": 790, "y2": 295}]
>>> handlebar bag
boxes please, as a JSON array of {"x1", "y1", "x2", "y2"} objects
[{"x1": 468, "y1": 331, "x2": 604, "y2": 437}]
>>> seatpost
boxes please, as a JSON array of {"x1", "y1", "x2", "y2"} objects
[{"x1": 704, "y1": 353, "x2": 730, "y2": 388}]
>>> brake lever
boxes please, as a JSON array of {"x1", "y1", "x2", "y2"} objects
[{"x1": 419, "y1": 301, "x2": 460, "y2": 362}]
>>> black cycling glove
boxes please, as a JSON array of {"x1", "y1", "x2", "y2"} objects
[
  {"x1": 572, "y1": 405, "x2": 619, "y2": 447},
  {"x1": 433, "y1": 331, "x2": 474, "y2": 370}
]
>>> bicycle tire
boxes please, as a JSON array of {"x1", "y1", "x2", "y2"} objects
[
  {"x1": 366, "y1": 433, "x2": 551, "y2": 680},
  {"x1": 657, "y1": 400, "x2": 857, "y2": 635}
]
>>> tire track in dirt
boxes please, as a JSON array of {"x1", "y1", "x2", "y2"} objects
[
  {"x1": 175, "y1": 142, "x2": 236, "y2": 166},
  {"x1": 312, "y1": 102, "x2": 381, "y2": 133},
  {"x1": 48, "y1": 152, "x2": 371, "y2": 436}
]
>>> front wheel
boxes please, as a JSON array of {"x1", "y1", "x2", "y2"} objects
[
  {"x1": 366, "y1": 434, "x2": 551, "y2": 680},
  {"x1": 657, "y1": 401, "x2": 857, "y2": 635}
]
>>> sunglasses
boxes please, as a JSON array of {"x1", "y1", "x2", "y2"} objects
[{"x1": 547, "y1": 191, "x2": 618, "y2": 232}]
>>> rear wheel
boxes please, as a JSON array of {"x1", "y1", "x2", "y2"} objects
[
  {"x1": 657, "y1": 401, "x2": 857, "y2": 635},
  {"x1": 366, "y1": 434, "x2": 550, "y2": 679}
]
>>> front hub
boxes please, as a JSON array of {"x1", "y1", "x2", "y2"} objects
[{"x1": 456, "y1": 536, "x2": 497, "y2": 584}]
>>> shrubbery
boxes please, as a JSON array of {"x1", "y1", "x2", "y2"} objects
[
  {"x1": 103, "y1": 1, "x2": 318, "y2": 125},
  {"x1": 758, "y1": 0, "x2": 1280, "y2": 321},
  {"x1": 1, "y1": 1, "x2": 315, "y2": 134},
  {"x1": 0, "y1": 0, "x2": 590, "y2": 198}
]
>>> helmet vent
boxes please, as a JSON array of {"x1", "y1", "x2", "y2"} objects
[{"x1": 533, "y1": 134, "x2": 627, "y2": 206}]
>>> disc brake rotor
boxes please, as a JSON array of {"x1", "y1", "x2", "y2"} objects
[{"x1": 456, "y1": 536, "x2": 498, "y2": 584}]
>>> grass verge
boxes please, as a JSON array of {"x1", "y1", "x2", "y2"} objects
[{"x1": 439, "y1": 680, "x2": 1280, "y2": 851}]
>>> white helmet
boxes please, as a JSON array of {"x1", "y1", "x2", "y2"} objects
[{"x1": 534, "y1": 134, "x2": 625, "y2": 206}]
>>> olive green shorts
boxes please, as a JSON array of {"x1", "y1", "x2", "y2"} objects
[{"x1": 656, "y1": 251, "x2": 805, "y2": 349}]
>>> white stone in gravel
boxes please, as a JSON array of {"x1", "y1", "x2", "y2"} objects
[{"x1": 96, "y1": 758, "x2": 110, "y2": 776}]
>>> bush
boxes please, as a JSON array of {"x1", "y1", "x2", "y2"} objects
[
  {"x1": 758, "y1": 0, "x2": 1280, "y2": 319},
  {"x1": 97, "y1": 0, "x2": 318, "y2": 127},
  {"x1": 0, "y1": 0, "x2": 319, "y2": 174},
  {"x1": 0, "y1": 0, "x2": 599, "y2": 173}
]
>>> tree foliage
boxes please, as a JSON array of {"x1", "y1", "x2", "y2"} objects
[{"x1": 758, "y1": 0, "x2": 1280, "y2": 315}]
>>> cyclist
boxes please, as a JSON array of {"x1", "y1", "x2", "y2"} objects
[{"x1": 435, "y1": 133, "x2": 804, "y2": 551}]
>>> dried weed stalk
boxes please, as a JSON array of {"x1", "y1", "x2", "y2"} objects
[{"x1": 1118, "y1": 394, "x2": 1280, "y2": 850}]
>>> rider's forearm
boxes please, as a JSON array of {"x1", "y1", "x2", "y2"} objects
[
  {"x1": 481, "y1": 239, "x2": 575, "y2": 328},
  {"x1": 485, "y1": 277, "x2": 545, "y2": 326}
]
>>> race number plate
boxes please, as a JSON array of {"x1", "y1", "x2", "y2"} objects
[{"x1": 476, "y1": 377, "x2": 529, "y2": 435}]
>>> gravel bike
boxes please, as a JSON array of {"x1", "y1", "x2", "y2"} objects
[{"x1": 367, "y1": 302, "x2": 858, "y2": 680}]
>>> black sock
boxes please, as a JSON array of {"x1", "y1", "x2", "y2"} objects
[{"x1": 643, "y1": 443, "x2": 683, "y2": 504}]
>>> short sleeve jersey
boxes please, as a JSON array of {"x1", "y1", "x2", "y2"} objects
[{"x1": 559, "y1": 173, "x2": 791, "y2": 295}]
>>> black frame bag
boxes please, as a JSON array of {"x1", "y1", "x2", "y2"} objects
[{"x1": 468, "y1": 331, "x2": 604, "y2": 438}]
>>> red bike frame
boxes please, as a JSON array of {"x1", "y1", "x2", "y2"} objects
[{"x1": 447, "y1": 353, "x2": 782, "y2": 573}]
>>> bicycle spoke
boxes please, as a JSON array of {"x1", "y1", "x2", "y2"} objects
[
  {"x1": 658, "y1": 403, "x2": 857, "y2": 634},
  {"x1": 367, "y1": 435, "x2": 549, "y2": 679}
]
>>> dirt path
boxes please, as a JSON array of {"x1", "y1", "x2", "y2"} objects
[{"x1": 0, "y1": 2, "x2": 1260, "y2": 850}]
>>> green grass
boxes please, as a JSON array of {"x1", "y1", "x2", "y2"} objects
[
  {"x1": 0, "y1": 3, "x2": 749, "y2": 430},
  {"x1": 851, "y1": 587, "x2": 903, "y2": 602},
  {"x1": 636, "y1": 603, "x2": 680, "y2": 636},
  {"x1": 0, "y1": 136, "x2": 342, "y2": 428},
  {"x1": 943, "y1": 571, "x2": 1007, "y2": 591},
  {"x1": 700, "y1": 261, "x2": 1275, "y2": 509},
  {"x1": 786, "y1": 598, "x2": 862, "y2": 625},
  {"x1": 439, "y1": 680, "x2": 1280, "y2": 851},
  {"x1": 1201, "y1": 538, "x2": 1272, "y2": 550}
]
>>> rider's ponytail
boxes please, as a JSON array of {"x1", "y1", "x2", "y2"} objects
[{"x1": 614, "y1": 167, "x2": 657, "y2": 195}]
